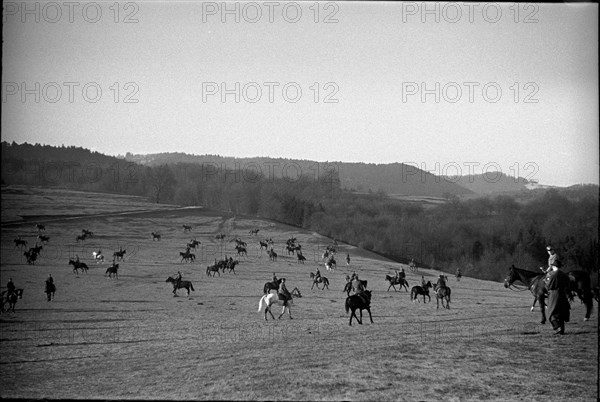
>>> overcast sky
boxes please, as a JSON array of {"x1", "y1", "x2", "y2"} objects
[{"x1": 2, "y1": 2, "x2": 598, "y2": 186}]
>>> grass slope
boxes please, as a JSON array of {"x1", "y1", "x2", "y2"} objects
[{"x1": 1, "y1": 187, "x2": 597, "y2": 401}]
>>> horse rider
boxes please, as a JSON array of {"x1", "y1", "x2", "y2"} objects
[
  {"x1": 278, "y1": 278, "x2": 292, "y2": 306},
  {"x1": 174, "y1": 271, "x2": 182, "y2": 287},
  {"x1": 544, "y1": 258, "x2": 570, "y2": 334},
  {"x1": 6, "y1": 278, "x2": 16, "y2": 296},
  {"x1": 541, "y1": 245, "x2": 560, "y2": 274},
  {"x1": 315, "y1": 268, "x2": 321, "y2": 282},
  {"x1": 421, "y1": 275, "x2": 427, "y2": 287},
  {"x1": 45, "y1": 274, "x2": 54, "y2": 301},
  {"x1": 398, "y1": 268, "x2": 406, "y2": 281},
  {"x1": 435, "y1": 274, "x2": 447, "y2": 294},
  {"x1": 272, "y1": 273, "x2": 278, "y2": 283},
  {"x1": 351, "y1": 272, "x2": 358, "y2": 282},
  {"x1": 75, "y1": 254, "x2": 80, "y2": 263},
  {"x1": 346, "y1": 253, "x2": 351, "y2": 265}
]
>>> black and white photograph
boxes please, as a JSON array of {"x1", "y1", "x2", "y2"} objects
[{"x1": 1, "y1": 1, "x2": 598, "y2": 400}]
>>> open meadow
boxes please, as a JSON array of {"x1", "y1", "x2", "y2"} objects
[{"x1": 1, "y1": 186, "x2": 597, "y2": 401}]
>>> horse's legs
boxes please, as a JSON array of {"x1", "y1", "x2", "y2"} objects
[
  {"x1": 358, "y1": 309, "x2": 363, "y2": 325},
  {"x1": 539, "y1": 295, "x2": 546, "y2": 324},
  {"x1": 531, "y1": 296, "x2": 537, "y2": 312},
  {"x1": 349, "y1": 309, "x2": 357, "y2": 326},
  {"x1": 366, "y1": 307, "x2": 374, "y2": 323}
]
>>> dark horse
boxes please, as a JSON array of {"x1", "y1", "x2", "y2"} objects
[
  {"x1": 69, "y1": 259, "x2": 88, "y2": 275},
  {"x1": 565, "y1": 270, "x2": 593, "y2": 321},
  {"x1": 166, "y1": 277, "x2": 195, "y2": 296},
  {"x1": 411, "y1": 282, "x2": 432, "y2": 303},
  {"x1": 345, "y1": 290, "x2": 373, "y2": 326},
  {"x1": 309, "y1": 273, "x2": 329, "y2": 290},
  {"x1": 385, "y1": 275, "x2": 409, "y2": 292},
  {"x1": 504, "y1": 265, "x2": 548, "y2": 324},
  {"x1": 105, "y1": 264, "x2": 119, "y2": 279},
  {"x1": 1, "y1": 289, "x2": 24, "y2": 313},
  {"x1": 264, "y1": 278, "x2": 282, "y2": 294}
]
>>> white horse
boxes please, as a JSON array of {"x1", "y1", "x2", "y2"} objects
[
  {"x1": 92, "y1": 250, "x2": 104, "y2": 263},
  {"x1": 258, "y1": 292, "x2": 293, "y2": 320}
]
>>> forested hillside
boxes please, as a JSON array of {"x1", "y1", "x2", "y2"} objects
[
  {"x1": 125, "y1": 152, "x2": 474, "y2": 197},
  {"x1": 2, "y1": 142, "x2": 598, "y2": 281}
]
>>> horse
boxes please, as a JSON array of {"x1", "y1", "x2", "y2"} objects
[
  {"x1": 24, "y1": 250, "x2": 38, "y2": 265},
  {"x1": 434, "y1": 284, "x2": 451, "y2": 309},
  {"x1": 82, "y1": 229, "x2": 93, "y2": 237},
  {"x1": 385, "y1": 275, "x2": 409, "y2": 292},
  {"x1": 258, "y1": 292, "x2": 295, "y2": 320},
  {"x1": 30, "y1": 244, "x2": 43, "y2": 255},
  {"x1": 224, "y1": 260, "x2": 239, "y2": 274},
  {"x1": 45, "y1": 282, "x2": 55, "y2": 301},
  {"x1": 75, "y1": 234, "x2": 87, "y2": 242},
  {"x1": 409, "y1": 260, "x2": 417, "y2": 273},
  {"x1": 14, "y1": 238, "x2": 27, "y2": 248},
  {"x1": 206, "y1": 265, "x2": 221, "y2": 277},
  {"x1": 166, "y1": 277, "x2": 195, "y2": 296},
  {"x1": 92, "y1": 250, "x2": 104, "y2": 263},
  {"x1": 151, "y1": 232, "x2": 161, "y2": 241},
  {"x1": 105, "y1": 264, "x2": 119, "y2": 279},
  {"x1": 249, "y1": 228, "x2": 260, "y2": 235},
  {"x1": 504, "y1": 265, "x2": 548, "y2": 324},
  {"x1": 456, "y1": 270, "x2": 462, "y2": 281},
  {"x1": 215, "y1": 233, "x2": 226, "y2": 241},
  {"x1": 1, "y1": 289, "x2": 24, "y2": 313},
  {"x1": 235, "y1": 245, "x2": 247, "y2": 256},
  {"x1": 345, "y1": 290, "x2": 373, "y2": 326},
  {"x1": 411, "y1": 282, "x2": 432, "y2": 303},
  {"x1": 325, "y1": 257, "x2": 336, "y2": 271},
  {"x1": 36, "y1": 223, "x2": 46, "y2": 232},
  {"x1": 259, "y1": 241, "x2": 269, "y2": 250},
  {"x1": 180, "y1": 251, "x2": 195, "y2": 263},
  {"x1": 566, "y1": 270, "x2": 593, "y2": 321},
  {"x1": 187, "y1": 238, "x2": 201, "y2": 249},
  {"x1": 268, "y1": 249, "x2": 277, "y2": 261},
  {"x1": 69, "y1": 259, "x2": 88, "y2": 275},
  {"x1": 113, "y1": 249, "x2": 126, "y2": 261},
  {"x1": 309, "y1": 273, "x2": 329, "y2": 290},
  {"x1": 38, "y1": 234, "x2": 50, "y2": 243},
  {"x1": 264, "y1": 278, "x2": 282, "y2": 294},
  {"x1": 297, "y1": 253, "x2": 306, "y2": 264},
  {"x1": 343, "y1": 279, "x2": 368, "y2": 296},
  {"x1": 182, "y1": 224, "x2": 192, "y2": 232}
]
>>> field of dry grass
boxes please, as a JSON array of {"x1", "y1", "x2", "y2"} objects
[{"x1": 1, "y1": 186, "x2": 597, "y2": 401}]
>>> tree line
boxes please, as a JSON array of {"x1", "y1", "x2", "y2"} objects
[{"x1": 2, "y1": 142, "x2": 598, "y2": 281}]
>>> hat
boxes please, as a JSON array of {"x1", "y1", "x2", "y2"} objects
[{"x1": 546, "y1": 246, "x2": 553, "y2": 251}]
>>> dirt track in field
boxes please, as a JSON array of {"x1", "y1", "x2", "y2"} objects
[{"x1": 1, "y1": 187, "x2": 597, "y2": 401}]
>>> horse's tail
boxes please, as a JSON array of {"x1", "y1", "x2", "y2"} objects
[
  {"x1": 258, "y1": 295, "x2": 267, "y2": 312},
  {"x1": 190, "y1": 283, "x2": 195, "y2": 291}
]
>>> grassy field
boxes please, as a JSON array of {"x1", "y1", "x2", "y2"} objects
[{"x1": 1, "y1": 186, "x2": 597, "y2": 401}]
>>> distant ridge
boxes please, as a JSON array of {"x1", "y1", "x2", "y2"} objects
[
  {"x1": 443, "y1": 172, "x2": 532, "y2": 194},
  {"x1": 124, "y1": 152, "x2": 474, "y2": 198}
]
